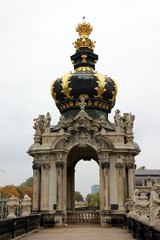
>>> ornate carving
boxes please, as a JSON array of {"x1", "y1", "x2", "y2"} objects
[
  {"x1": 94, "y1": 73, "x2": 106, "y2": 98},
  {"x1": 123, "y1": 113, "x2": 135, "y2": 134},
  {"x1": 114, "y1": 109, "x2": 124, "y2": 130},
  {"x1": 61, "y1": 73, "x2": 73, "y2": 99},
  {"x1": 43, "y1": 163, "x2": 51, "y2": 170},
  {"x1": 115, "y1": 162, "x2": 124, "y2": 168},
  {"x1": 55, "y1": 161, "x2": 64, "y2": 168},
  {"x1": 6, "y1": 196, "x2": 20, "y2": 219},
  {"x1": 58, "y1": 115, "x2": 66, "y2": 129},
  {"x1": 32, "y1": 164, "x2": 41, "y2": 170},
  {"x1": 149, "y1": 185, "x2": 160, "y2": 226},
  {"x1": 79, "y1": 98, "x2": 87, "y2": 110},
  {"x1": 73, "y1": 21, "x2": 96, "y2": 50},
  {"x1": 101, "y1": 161, "x2": 110, "y2": 169},
  {"x1": 109, "y1": 78, "x2": 118, "y2": 102},
  {"x1": 45, "y1": 112, "x2": 51, "y2": 128},
  {"x1": 127, "y1": 162, "x2": 135, "y2": 169}
]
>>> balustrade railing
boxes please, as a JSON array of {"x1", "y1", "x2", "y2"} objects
[
  {"x1": 0, "y1": 214, "x2": 41, "y2": 240},
  {"x1": 127, "y1": 217, "x2": 160, "y2": 240},
  {"x1": 0, "y1": 199, "x2": 23, "y2": 219},
  {"x1": 67, "y1": 211, "x2": 100, "y2": 224}
]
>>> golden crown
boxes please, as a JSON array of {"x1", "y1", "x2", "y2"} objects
[
  {"x1": 76, "y1": 20, "x2": 93, "y2": 38},
  {"x1": 73, "y1": 20, "x2": 96, "y2": 50}
]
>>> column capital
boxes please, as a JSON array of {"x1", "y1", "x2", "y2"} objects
[
  {"x1": 55, "y1": 161, "x2": 64, "y2": 168},
  {"x1": 32, "y1": 164, "x2": 41, "y2": 170},
  {"x1": 101, "y1": 161, "x2": 110, "y2": 169},
  {"x1": 42, "y1": 163, "x2": 51, "y2": 170},
  {"x1": 126, "y1": 162, "x2": 134, "y2": 169},
  {"x1": 115, "y1": 162, "x2": 124, "y2": 168}
]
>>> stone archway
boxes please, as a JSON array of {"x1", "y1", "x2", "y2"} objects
[{"x1": 66, "y1": 144, "x2": 99, "y2": 211}]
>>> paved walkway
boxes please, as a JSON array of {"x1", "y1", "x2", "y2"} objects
[{"x1": 19, "y1": 225, "x2": 134, "y2": 240}]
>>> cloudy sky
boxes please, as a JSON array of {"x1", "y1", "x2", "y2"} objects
[{"x1": 0, "y1": 0, "x2": 160, "y2": 197}]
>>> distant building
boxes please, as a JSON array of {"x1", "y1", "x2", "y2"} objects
[
  {"x1": 135, "y1": 170, "x2": 160, "y2": 186},
  {"x1": 91, "y1": 185, "x2": 100, "y2": 194}
]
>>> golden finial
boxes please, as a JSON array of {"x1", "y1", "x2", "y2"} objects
[{"x1": 73, "y1": 19, "x2": 96, "y2": 50}]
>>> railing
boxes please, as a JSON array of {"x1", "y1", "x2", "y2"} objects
[
  {"x1": 127, "y1": 217, "x2": 160, "y2": 240},
  {"x1": 67, "y1": 211, "x2": 100, "y2": 224},
  {"x1": 0, "y1": 199, "x2": 23, "y2": 220},
  {"x1": 0, "y1": 214, "x2": 42, "y2": 240}
]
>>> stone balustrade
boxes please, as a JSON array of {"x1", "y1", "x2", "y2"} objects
[{"x1": 67, "y1": 211, "x2": 100, "y2": 224}]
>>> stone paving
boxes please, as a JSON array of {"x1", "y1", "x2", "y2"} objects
[{"x1": 19, "y1": 225, "x2": 134, "y2": 240}]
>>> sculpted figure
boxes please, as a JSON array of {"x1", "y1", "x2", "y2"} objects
[
  {"x1": 33, "y1": 115, "x2": 45, "y2": 135},
  {"x1": 114, "y1": 109, "x2": 124, "y2": 130},
  {"x1": 45, "y1": 112, "x2": 51, "y2": 128},
  {"x1": 58, "y1": 115, "x2": 66, "y2": 128},
  {"x1": 149, "y1": 186, "x2": 160, "y2": 226},
  {"x1": 123, "y1": 113, "x2": 135, "y2": 133}
]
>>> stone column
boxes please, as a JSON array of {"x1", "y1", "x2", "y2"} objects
[
  {"x1": 99, "y1": 155, "x2": 110, "y2": 226},
  {"x1": 40, "y1": 163, "x2": 50, "y2": 211},
  {"x1": 67, "y1": 167, "x2": 75, "y2": 210},
  {"x1": 55, "y1": 160, "x2": 65, "y2": 226},
  {"x1": 55, "y1": 161, "x2": 64, "y2": 211},
  {"x1": 32, "y1": 163, "x2": 41, "y2": 212},
  {"x1": 115, "y1": 162, "x2": 125, "y2": 211},
  {"x1": 127, "y1": 162, "x2": 135, "y2": 199}
]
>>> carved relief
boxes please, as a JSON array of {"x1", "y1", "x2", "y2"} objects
[
  {"x1": 101, "y1": 161, "x2": 110, "y2": 169},
  {"x1": 55, "y1": 162, "x2": 64, "y2": 168},
  {"x1": 43, "y1": 163, "x2": 51, "y2": 170}
]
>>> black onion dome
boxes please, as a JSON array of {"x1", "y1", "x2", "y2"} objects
[{"x1": 51, "y1": 21, "x2": 118, "y2": 118}]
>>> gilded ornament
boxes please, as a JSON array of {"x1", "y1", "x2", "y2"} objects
[
  {"x1": 79, "y1": 94, "x2": 89, "y2": 99},
  {"x1": 94, "y1": 73, "x2": 107, "y2": 98},
  {"x1": 81, "y1": 55, "x2": 87, "y2": 62},
  {"x1": 75, "y1": 67, "x2": 95, "y2": 72},
  {"x1": 50, "y1": 80, "x2": 58, "y2": 103},
  {"x1": 73, "y1": 38, "x2": 95, "y2": 50},
  {"x1": 69, "y1": 101, "x2": 74, "y2": 106},
  {"x1": 76, "y1": 21, "x2": 93, "y2": 38},
  {"x1": 94, "y1": 101, "x2": 99, "y2": 106},
  {"x1": 109, "y1": 78, "x2": 118, "y2": 102},
  {"x1": 88, "y1": 100, "x2": 92, "y2": 105},
  {"x1": 61, "y1": 73, "x2": 73, "y2": 99}
]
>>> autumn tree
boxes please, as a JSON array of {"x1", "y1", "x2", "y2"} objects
[{"x1": 0, "y1": 185, "x2": 20, "y2": 198}]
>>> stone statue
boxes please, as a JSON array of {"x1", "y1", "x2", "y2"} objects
[
  {"x1": 123, "y1": 113, "x2": 135, "y2": 134},
  {"x1": 114, "y1": 109, "x2": 124, "y2": 131},
  {"x1": 33, "y1": 115, "x2": 45, "y2": 135},
  {"x1": 58, "y1": 115, "x2": 66, "y2": 128},
  {"x1": 45, "y1": 112, "x2": 51, "y2": 128},
  {"x1": 149, "y1": 186, "x2": 160, "y2": 226}
]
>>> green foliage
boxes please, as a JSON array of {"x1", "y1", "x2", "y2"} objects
[
  {"x1": 86, "y1": 194, "x2": 93, "y2": 204},
  {"x1": 86, "y1": 192, "x2": 100, "y2": 207},
  {"x1": 21, "y1": 177, "x2": 33, "y2": 187},
  {"x1": 74, "y1": 191, "x2": 83, "y2": 201}
]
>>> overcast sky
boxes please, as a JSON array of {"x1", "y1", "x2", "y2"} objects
[{"x1": 0, "y1": 0, "x2": 160, "y2": 197}]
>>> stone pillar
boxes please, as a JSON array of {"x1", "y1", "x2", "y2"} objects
[
  {"x1": 115, "y1": 162, "x2": 125, "y2": 211},
  {"x1": 41, "y1": 163, "x2": 50, "y2": 211},
  {"x1": 127, "y1": 162, "x2": 135, "y2": 199},
  {"x1": 32, "y1": 163, "x2": 41, "y2": 212},
  {"x1": 99, "y1": 156, "x2": 110, "y2": 226},
  {"x1": 67, "y1": 167, "x2": 75, "y2": 210},
  {"x1": 55, "y1": 158, "x2": 65, "y2": 226}
]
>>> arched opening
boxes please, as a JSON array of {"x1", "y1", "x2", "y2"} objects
[
  {"x1": 75, "y1": 159, "x2": 99, "y2": 208},
  {"x1": 67, "y1": 144, "x2": 99, "y2": 211}
]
